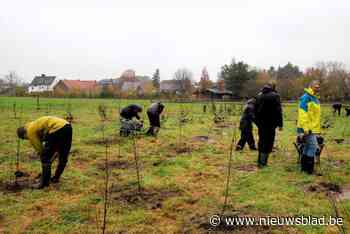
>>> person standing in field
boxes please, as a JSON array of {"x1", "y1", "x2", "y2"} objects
[
  {"x1": 146, "y1": 102, "x2": 165, "y2": 136},
  {"x1": 17, "y1": 116, "x2": 72, "y2": 189},
  {"x1": 255, "y1": 81, "x2": 283, "y2": 167},
  {"x1": 297, "y1": 80, "x2": 321, "y2": 174},
  {"x1": 236, "y1": 98, "x2": 257, "y2": 151}
]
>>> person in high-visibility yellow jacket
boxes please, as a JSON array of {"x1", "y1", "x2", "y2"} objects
[
  {"x1": 17, "y1": 116, "x2": 72, "y2": 189},
  {"x1": 297, "y1": 81, "x2": 321, "y2": 174}
]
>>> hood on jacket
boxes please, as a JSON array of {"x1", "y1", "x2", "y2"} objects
[
  {"x1": 304, "y1": 87, "x2": 320, "y2": 98},
  {"x1": 261, "y1": 84, "x2": 274, "y2": 94}
]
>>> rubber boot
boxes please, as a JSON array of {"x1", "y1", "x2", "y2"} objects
[
  {"x1": 153, "y1": 127, "x2": 159, "y2": 136},
  {"x1": 249, "y1": 145, "x2": 257, "y2": 151},
  {"x1": 305, "y1": 156, "x2": 315, "y2": 174},
  {"x1": 258, "y1": 153, "x2": 269, "y2": 168},
  {"x1": 301, "y1": 155, "x2": 314, "y2": 174},
  {"x1": 146, "y1": 126, "x2": 154, "y2": 136},
  {"x1": 235, "y1": 145, "x2": 243, "y2": 151},
  {"x1": 51, "y1": 163, "x2": 66, "y2": 183},
  {"x1": 32, "y1": 163, "x2": 51, "y2": 189},
  {"x1": 300, "y1": 154, "x2": 308, "y2": 172}
]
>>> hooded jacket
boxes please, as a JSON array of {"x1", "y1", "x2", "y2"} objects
[
  {"x1": 239, "y1": 99, "x2": 255, "y2": 130},
  {"x1": 297, "y1": 88, "x2": 321, "y2": 134},
  {"x1": 147, "y1": 102, "x2": 164, "y2": 115},
  {"x1": 25, "y1": 116, "x2": 69, "y2": 154},
  {"x1": 255, "y1": 85, "x2": 283, "y2": 128},
  {"x1": 120, "y1": 104, "x2": 142, "y2": 120}
]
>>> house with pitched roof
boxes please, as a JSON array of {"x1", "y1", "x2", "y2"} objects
[
  {"x1": 53, "y1": 80, "x2": 98, "y2": 96},
  {"x1": 28, "y1": 74, "x2": 58, "y2": 93}
]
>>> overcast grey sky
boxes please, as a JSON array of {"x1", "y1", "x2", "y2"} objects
[{"x1": 1, "y1": 0, "x2": 349, "y2": 82}]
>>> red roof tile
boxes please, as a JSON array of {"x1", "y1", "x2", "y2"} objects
[{"x1": 61, "y1": 80, "x2": 97, "y2": 91}]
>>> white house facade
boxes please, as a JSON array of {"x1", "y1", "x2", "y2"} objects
[{"x1": 28, "y1": 74, "x2": 58, "y2": 93}]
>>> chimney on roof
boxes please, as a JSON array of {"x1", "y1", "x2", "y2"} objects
[{"x1": 41, "y1": 74, "x2": 45, "y2": 77}]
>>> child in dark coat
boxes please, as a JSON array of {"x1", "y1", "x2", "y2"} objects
[{"x1": 236, "y1": 98, "x2": 257, "y2": 151}]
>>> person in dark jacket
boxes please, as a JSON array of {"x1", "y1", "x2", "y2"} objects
[
  {"x1": 119, "y1": 104, "x2": 143, "y2": 136},
  {"x1": 146, "y1": 102, "x2": 165, "y2": 136},
  {"x1": 236, "y1": 98, "x2": 257, "y2": 151},
  {"x1": 255, "y1": 82, "x2": 283, "y2": 167},
  {"x1": 332, "y1": 103, "x2": 342, "y2": 116},
  {"x1": 120, "y1": 104, "x2": 143, "y2": 120}
]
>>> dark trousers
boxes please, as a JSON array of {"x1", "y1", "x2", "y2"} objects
[
  {"x1": 346, "y1": 109, "x2": 350, "y2": 117},
  {"x1": 301, "y1": 154, "x2": 314, "y2": 174},
  {"x1": 334, "y1": 108, "x2": 341, "y2": 116},
  {"x1": 237, "y1": 128, "x2": 256, "y2": 149},
  {"x1": 147, "y1": 112, "x2": 160, "y2": 135},
  {"x1": 258, "y1": 126, "x2": 276, "y2": 154},
  {"x1": 42, "y1": 124, "x2": 72, "y2": 177}
]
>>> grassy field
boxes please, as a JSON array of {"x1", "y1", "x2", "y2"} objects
[{"x1": 0, "y1": 97, "x2": 349, "y2": 233}]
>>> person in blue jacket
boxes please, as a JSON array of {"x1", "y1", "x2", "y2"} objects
[{"x1": 297, "y1": 80, "x2": 321, "y2": 174}]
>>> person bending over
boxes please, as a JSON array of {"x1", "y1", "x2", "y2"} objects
[
  {"x1": 17, "y1": 116, "x2": 72, "y2": 189},
  {"x1": 146, "y1": 102, "x2": 165, "y2": 136}
]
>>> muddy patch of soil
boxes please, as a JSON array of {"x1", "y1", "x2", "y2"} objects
[
  {"x1": 187, "y1": 214, "x2": 272, "y2": 233},
  {"x1": 235, "y1": 164, "x2": 258, "y2": 172},
  {"x1": 111, "y1": 186, "x2": 182, "y2": 209},
  {"x1": 307, "y1": 182, "x2": 342, "y2": 194},
  {"x1": 327, "y1": 159, "x2": 346, "y2": 168},
  {"x1": 337, "y1": 187, "x2": 350, "y2": 201},
  {"x1": 333, "y1": 138, "x2": 345, "y2": 144},
  {"x1": 215, "y1": 123, "x2": 235, "y2": 128},
  {"x1": 85, "y1": 137, "x2": 121, "y2": 145},
  {"x1": 191, "y1": 172, "x2": 220, "y2": 181},
  {"x1": 175, "y1": 146, "x2": 192, "y2": 154},
  {"x1": 191, "y1": 136, "x2": 215, "y2": 144},
  {"x1": 0, "y1": 178, "x2": 31, "y2": 193},
  {"x1": 27, "y1": 152, "x2": 39, "y2": 160},
  {"x1": 96, "y1": 160, "x2": 133, "y2": 170}
]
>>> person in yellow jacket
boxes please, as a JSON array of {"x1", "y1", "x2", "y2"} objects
[
  {"x1": 17, "y1": 116, "x2": 72, "y2": 189},
  {"x1": 297, "y1": 81, "x2": 321, "y2": 174}
]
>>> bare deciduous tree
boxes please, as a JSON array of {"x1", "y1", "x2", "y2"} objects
[
  {"x1": 4, "y1": 71, "x2": 22, "y2": 96},
  {"x1": 173, "y1": 68, "x2": 194, "y2": 96}
]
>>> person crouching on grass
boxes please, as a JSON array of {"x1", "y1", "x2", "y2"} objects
[
  {"x1": 146, "y1": 102, "x2": 165, "y2": 136},
  {"x1": 17, "y1": 116, "x2": 72, "y2": 189},
  {"x1": 297, "y1": 80, "x2": 321, "y2": 174},
  {"x1": 236, "y1": 98, "x2": 257, "y2": 151}
]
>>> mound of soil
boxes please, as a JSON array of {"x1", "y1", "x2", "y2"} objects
[
  {"x1": 329, "y1": 159, "x2": 346, "y2": 167},
  {"x1": 28, "y1": 152, "x2": 39, "y2": 160},
  {"x1": 192, "y1": 136, "x2": 215, "y2": 144},
  {"x1": 111, "y1": 186, "x2": 182, "y2": 209},
  {"x1": 337, "y1": 187, "x2": 350, "y2": 201},
  {"x1": 192, "y1": 136, "x2": 209, "y2": 142},
  {"x1": 215, "y1": 123, "x2": 235, "y2": 128},
  {"x1": 333, "y1": 138, "x2": 345, "y2": 144},
  {"x1": 176, "y1": 146, "x2": 192, "y2": 154},
  {"x1": 235, "y1": 164, "x2": 258, "y2": 172},
  {"x1": 0, "y1": 178, "x2": 31, "y2": 193},
  {"x1": 85, "y1": 137, "x2": 121, "y2": 145},
  {"x1": 307, "y1": 182, "x2": 342, "y2": 193},
  {"x1": 97, "y1": 160, "x2": 133, "y2": 170},
  {"x1": 188, "y1": 214, "x2": 272, "y2": 233}
]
